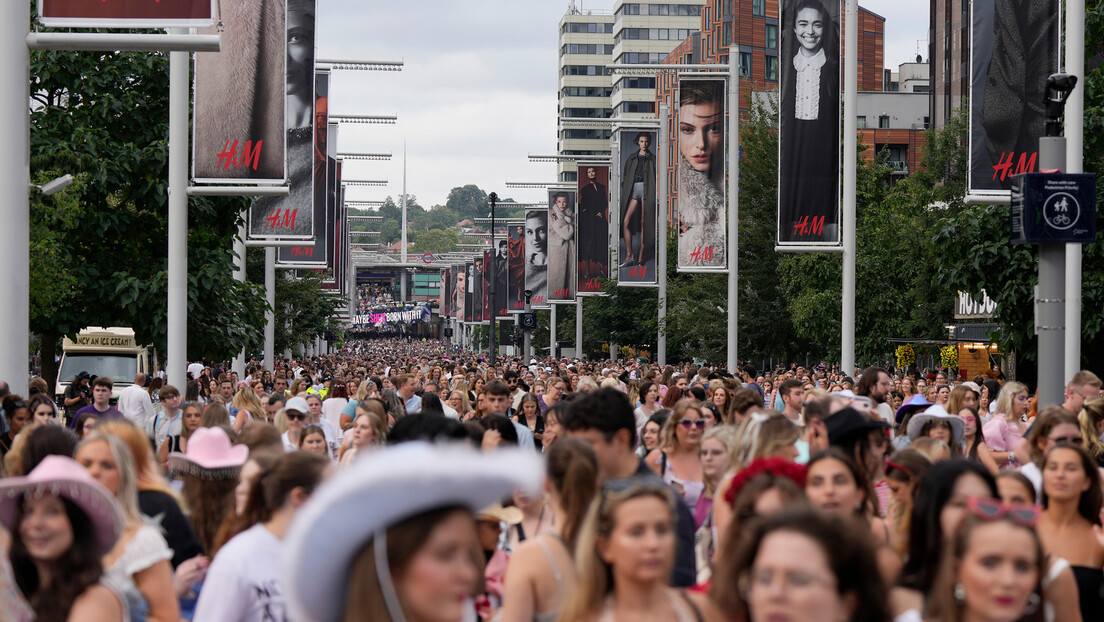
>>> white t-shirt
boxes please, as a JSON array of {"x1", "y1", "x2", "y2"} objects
[
  {"x1": 321, "y1": 398, "x2": 347, "y2": 431},
  {"x1": 194, "y1": 524, "x2": 288, "y2": 622}
]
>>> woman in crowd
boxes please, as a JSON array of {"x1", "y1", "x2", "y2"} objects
[
  {"x1": 282, "y1": 443, "x2": 541, "y2": 622},
  {"x1": 1038, "y1": 443, "x2": 1104, "y2": 621},
  {"x1": 448, "y1": 390, "x2": 474, "y2": 421},
  {"x1": 339, "y1": 380, "x2": 370, "y2": 430},
  {"x1": 805, "y1": 448, "x2": 891, "y2": 546},
  {"x1": 634, "y1": 381, "x2": 662, "y2": 433},
  {"x1": 194, "y1": 451, "x2": 331, "y2": 620},
  {"x1": 280, "y1": 399, "x2": 310, "y2": 452},
  {"x1": 339, "y1": 404, "x2": 387, "y2": 465},
  {"x1": 1017, "y1": 406, "x2": 1082, "y2": 498},
  {"x1": 1078, "y1": 397, "x2": 1104, "y2": 466},
  {"x1": 0, "y1": 396, "x2": 30, "y2": 457},
  {"x1": 713, "y1": 458, "x2": 808, "y2": 568},
  {"x1": 983, "y1": 381, "x2": 1030, "y2": 469},
  {"x1": 230, "y1": 388, "x2": 264, "y2": 434},
  {"x1": 156, "y1": 399, "x2": 203, "y2": 468},
  {"x1": 297, "y1": 424, "x2": 330, "y2": 456},
  {"x1": 695, "y1": 425, "x2": 737, "y2": 532},
  {"x1": 75, "y1": 431, "x2": 179, "y2": 622},
  {"x1": 1, "y1": 455, "x2": 126, "y2": 620},
  {"x1": 170, "y1": 426, "x2": 248, "y2": 556},
  {"x1": 637, "y1": 411, "x2": 669, "y2": 459},
  {"x1": 200, "y1": 402, "x2": 231, "y2": 428},
  {"x1": 925, "y1": 499, "x2": 1046, "y2": 622},
  {"x1": 826, "y1": 408, "x2": 892, "y2": 516},
  {"x1": 883, "y1": 448, "x2": 931, "y2": 556},
  {"x1": 559, "y1": 479, "x2": 718, "y2": 622},
  {"x1": 959, "y1": 404, "x2": 999, "y2": 474},
  {"x1": 645, "y1": 399, "x2": 706, "y2": 508},
  {"x1": 506, "y1": 485, "x2": 553, "y2": 552},
  {"x1": 499, "y1": 439, "x2": 599, "y2": 622},
  {"x1": 709, "y1": 386, "x2": 731, "y2": 421},
  {"x1": 514, "y1": 393, "x2": 545, "y2": 446},
  {"x1": 542, "y1": 403, "x2": 567, "y2": 450},
  {"x1": 320, "y1": 383, "x2": 348, "y2": 431},
  {"x1": 28, "y1": 393, "x2": 58, "y2": 426},
  {"x1": 905, "y1": 405, "x2": 965, "y2": 459},
  {"x1": 712, "y1": 508, "x2": 889, "y2": 622}
]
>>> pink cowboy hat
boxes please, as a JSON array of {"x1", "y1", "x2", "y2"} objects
[
  {"x1": 168, "y1": 427, "x2": 249, "y2": 479},
  {"x1": 0, "y1": 455, "x2": 123, "y2": 555}
]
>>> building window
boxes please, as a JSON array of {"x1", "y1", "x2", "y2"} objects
[
  {"x1": 878, "y1": 115, "x2": 890, "y2": 129},
  {"x1": 923, "y1": 116, "x2": 930, "y2": 128},
  {"x1": 856, "y1": 115, "x2": 867, "y2": 129},
  {"x1": 765, "y1": 55, "x2": 778, "y2": 81},
  {"x1": 621, "y1": 101, "x2": 656, "y2": 114},
  {"x1": 723, "y1": 22, "x2": 732, "y2": 47},
  {"x1": 765, "y1": 24, "x2": 777, "y2": 50},
  {"x1": 752, "y1": 0, "x2": 765, "y2": 16},
  {"x1": 722, "y1": 0, "x2": 731, "y2": 16},
  {"x1": 740, "y1": 51, "x2": 752, "y2": 78}
]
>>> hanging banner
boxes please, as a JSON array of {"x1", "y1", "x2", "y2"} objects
[
  {"x1": 616, "y1": 129, "x2": 659, "y2": 285},
  {"x1": 192, "y1": 0, "x2": 286, "y2": 183},
  {"x1": 248, "y1": 0, "x2": 318, "y2": 241},
  {"x1": 777, "y1": 0, "x2": 841, "y2": 245},
  {"x1": 968, "y1": 0, "x2": 1060, "y2": 196},
  {"x1": 276, "y1": 152, "x2": 333, "y2": 268},
  {"x1": 508, "y1": 224, "x2": 526, "y2": 311},
  {"x1": 676, "y1": 78, "x2": 728, "y2": 271},
  {"x1": 491, "y1": 238, "x2": 509, "y2": 318},
  {"x1": 454, "y1": 264, "x2": 466, "y2": 320},
  {"x1": 524, "y1": 208, "x2": 549, "y2": 308},
  {"x1": 320, "y1": 159, "x2": 342, "y2": 286},
  {"x1": 439, "y1": 268, "x2": 451, "y2": 317},
  {"x1": 464, "y1": 262, "x2": 475, "y2": 323},
  {"x1": 39, "y1": 0, "x2": 215, "y2": 27},
  {"x1": 577, "y1": 164, "x2": 610, "y2": 294},
  {"x1": 481, "y1": 250, "x2": 492, "y2": 322},
  {"x1": 548, "y1": 189, "x2": 578, "y2": 302}
]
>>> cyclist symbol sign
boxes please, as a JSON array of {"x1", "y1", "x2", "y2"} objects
[
  {"x1": 1043, "y1": 193, "x2": 1079, "y2": 230},
  {"x1": 1010, "y1": 173, "x2": 1096, "y2": 244}
]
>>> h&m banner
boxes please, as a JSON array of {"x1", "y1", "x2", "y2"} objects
[
  {"x1": 576, "y1": 164, "x2": 610, "y2": 294},
  {"x1": 676, "y1": 78, "x2": 727, "y2": 271},
  {"x1": 547, "y1": 189, "x2": 578, "y2": 302}
]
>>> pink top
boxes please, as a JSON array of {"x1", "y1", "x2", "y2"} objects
[{"x1": 982, "y1": 416, "x2": 1024, "y2": 468}]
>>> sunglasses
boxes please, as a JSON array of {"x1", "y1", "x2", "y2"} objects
[
  {"x1": 966, "y1": 497, "x2": 1040, "y2": 527},
  {"x1": 1049, "y1": 435, "x2": 1083, "y2": 445},
  {"x1": 679, "y1": 418, "x2": 706, "y2": 429},
  {"x1": 286, "y1": 413, "x2": 308, "y2": 421}
]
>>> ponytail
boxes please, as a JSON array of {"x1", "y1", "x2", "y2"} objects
[{"x1": 546, "y1": 439, "x2": 598, "y2": 551}]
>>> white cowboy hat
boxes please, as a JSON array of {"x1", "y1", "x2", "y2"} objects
[
  {"x1": 282, "y1": 442, "x2": 543, "y2": 622},
  {"x1": 906, "y1": 404, "x2": 965, "y2": 445}
]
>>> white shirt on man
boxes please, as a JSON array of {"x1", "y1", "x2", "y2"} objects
[{"x1": 118, "y1": 384, "x2": 155, "y2": 433}]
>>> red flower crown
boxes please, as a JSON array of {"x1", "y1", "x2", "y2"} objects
[{"x1": 723, "y1": 458, "x2": 808, "y2": 506}]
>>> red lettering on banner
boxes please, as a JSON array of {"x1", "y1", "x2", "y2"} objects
[
  {"x1": 216, "y1": 139, "x2": 264, "y2": 170},
  {"x1": 582, "y1": 278, "x2": 600, "y2": 290},
  {"x1": 688, "y1": 246, "x2": 715, "y2": 262},
  {"x1": 533, "y1": 295, "x2": 545, "y2": 304},
  {"x1": 992, "y1": 151, "x2": 1038, "y2": 182},
  {"x1": 265, "y1": 208, "x2": 297, "y2": 229},
  {"x1": 554, "y1": 288, "x2": 569, "y2": 298},
  {"x1": 628, "y1": 265, "x2": 647, "y2": 278},
  {"x1": 792, "y1": 215, "x2": 825, "y2": 238},
  {"x1": 290, "y1": 247, "x2": 313, "y2": 258}
]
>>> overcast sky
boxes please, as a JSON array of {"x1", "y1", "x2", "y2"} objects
[{"x1": 321, "y1": 1, "x2": 929, "y2": 209}]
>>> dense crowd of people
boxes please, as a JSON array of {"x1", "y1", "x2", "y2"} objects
[
  {"x1": 356, "y1": 284, "x2": 396, "y2": 313},
  {"x1": 0, "y1": 338, "x2": 1102, "y2": 622}
]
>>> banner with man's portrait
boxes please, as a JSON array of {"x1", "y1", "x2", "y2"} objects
[
  {"x1": 248, "y1": 0, "x2": 317, "y2": 241},
  {"x1": 481, "y1": 250, "x2": 491, "y2": 323},
  {"x1": 576, "y1": 164, "x2": 610, "y2": 294},
  {"x1": 491, "y1": 239, "x2": 509, "y2": 318},
  {"x1": 192, "y1": 0, "x2": 285, "y2": 184},
  {"x1": 676, "y1": 78, "x2": 728, "y2": 271},
  {"x1": 463, "y1": 261, "x2": 474, "y2": 323},
  {"x1": 615, "y1": 129, "x2": 659, "y2": 286},
  {"x1": 968, "y1": 0, "x2": 1060, "y2": 196},
  {"x1": 547, "y1": 189, "x2": 578, "y2": 302},
  {"x1": 524, "y1": 208, "x2": 549, "y2": 308},
  {"x1": 508, "y1": 224, "x2": 526, "y2": 312},
  {"x1": 777, "y1": 0, "x2": 841, "y2": 246}
]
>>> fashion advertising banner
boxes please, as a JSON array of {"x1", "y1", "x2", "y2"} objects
[
  {"x1": 508, "y1": 224, "x2": 526, "y2": 312},
  {"x1": 276, "y1": 151, "x2": 333, "y2": 268},
  {"x1": 463, "y1": 262, "x2": 474, "y2": 323},
  {"x1": 248, "y1": 0, "x2": 318, "y2": 241},
  {"x1": 440, "y1": 267, "x2": 451, "y2": 318},
  {"x1": 968, "y1": 0, "x2": 1060, "y2": 195},
  {"x1": 39, "y1": 0, "x2": 215, "y2": 27},
  {"x1": 616, "y1": 129, "x2": 659, "y2": 285},
  {"x1": 547, "y1": 189, "x2": 578, "y2": 302},
  {"x1": 453, "y1": 264, "x2": 466, "y2": 321},
  {"x1": 676, "y1": 78, "x2": 728, "y2": 271},
  {"x1": 524, "y1": 208, "x2": 549, "y2": 308},
  {"x1": 576, "y1": 164, "x2": 610, "y2": 294},
  {"x1": 192, "y1": 0, "x2": 285, "y2": 183},
  {"x1": 481, "y1": 250, "x2": 491, "y2": 322},
  {"x1": 777, "y1": 0, "x2": 841, "y2": 245},
  {"x1": 491, "y1": 239, "x2": 509, "y2": 318}
]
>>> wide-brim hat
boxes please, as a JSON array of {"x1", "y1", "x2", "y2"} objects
[
  {"x1": 0, "y1": 455, "x2": 123, "y2": 556},
  {"x1": 282, "y1": 442, "x2": 543, "y2": 622},
  {"x1": 826, "y1": 407, "x2": 891, "y2": 447},
  {"x1": 477, "y1": 502, "x2": 523, "y2": 525},
  {"x1": 895, "y1": 394, "x2": 932, "y2": 425},
  {"x1": 168, "y1": 427, "x2": 249, "y2": 479},
  {"x1": 906, "y1": 404, "x2": 965, "y2": 444}
]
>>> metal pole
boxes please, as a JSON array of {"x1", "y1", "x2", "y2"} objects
[
  {"x1": 657, "y1": 102, "x2": 668, "y2": 366},
  {"x1": 1064, "y1": 0, "x2": 1085, "y2": 379},
  {"x1": 575, "y1": 299, "x2": 583, "y2": 359},
  {"x1": 488, "y1": 192, "x2": 498, "y2": 366},
  {"x1": 727, "y1": 47, "x2": 740, "y2": 371},
  {"x1": 524, "y1": 296, "x2": 532, "y2": 361},
  {"x1": 167, "y1": 31, "x2": 189, "y2": 389},
  {"x1": 2, "y1": 1, "x2": 29, "y2": 394},
  {"x1": 231, "y1": 214, "x2": 247, "y2": 377},
  {"x1": 550, "y1": 304, "x2": 557, "y2": 359},
  {"x1": 264, "y1": 246, "x2": 276, "y2": 369},
  {"x1": 1038, "y1": 136, "x2": 1066, "y2": 406},
  {"x1": 841, "y1": 0, "x2": 858, "y2": 378},
  {"x1": 400, "y1": 142, "x2": 408, "y2": 302}
]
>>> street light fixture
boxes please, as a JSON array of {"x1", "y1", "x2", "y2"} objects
[{"x1": 30, "y1": 174, "x2": 73, "y2": 196}]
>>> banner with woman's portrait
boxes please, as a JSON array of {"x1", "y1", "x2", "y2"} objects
[
  {"x1": 524, "y1": 208, "x2": 549, "y2": 308},
  {"x1": 968, "y1": 0, "x2": 1059, "y2": 196},
  {"x1": 248, "y1": 0, "x2": 318, "y2": 241},
  {"x1": 676, "y1": 78, "x2": 728, "y2": 272},
  {"x1": 463, "y1": 261, "x2": 474, "y2": 323},
  {"x1": 491, "y1": 239, "x2": 509, "y2": 318},
  {"x1": 453, "y1": 264, "x2": 465, "y2": 320},
  {"x1": 508, "y1": 224, "x2": 526, "y2": 312},
  {"x1": 576, "y1": 164, "x2": 610, "y2": 294},
  {"x1": 481, "y1": 250, "x2": 492, "y2": 323},
  {"x1": 547, "y1": 189, "x2": 578, "y2": 302},
  {"x1": 439, "y1": 267, "x2": 451, "y2": 318},
  {"x1": 615, "y1": 129, "x2": 659, "y2": 286},
  {"x1": 777, "y1": 0, "x2": 841, "y2": 246}
]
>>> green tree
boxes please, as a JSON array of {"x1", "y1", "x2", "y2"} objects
[
  {"x1": 411, "y1": 229, "x2": 459, "y2": 255},
  {"x1": 446, "y1": 185, "x2": 490, "y2": 222}
]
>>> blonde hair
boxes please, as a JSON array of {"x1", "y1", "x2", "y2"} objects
[
  {"x1": 993, "y1": 381, "x2": 1028, "y2": 422},
  {"x1": 661, "y1": 399, "x2": 705, "y2": 451},
  {"x1": 96, "y1": 419, "x2": 180, "y2": 502},
  {"x1": 274, "y1": 408, "x2": 289, "y2": 434},
  {"x1": 232, "y1": 388, "x2": 266, "y2": 424},
  {"x1": 731, "y1": 411, "x2": 801, "y2": 469},
  {"x1": 77, "y1": 431, "x2": 143, "y2": 525},
  {"x1": 700, "y1": 425, "x2": 740, "y2": 494},
  {"x1": 562, "y1": 482, "x2": 676, "y2": 622}
]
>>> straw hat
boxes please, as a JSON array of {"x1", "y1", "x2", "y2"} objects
[
  {"x1": 168, "y1": 426, "x2": 248, "y2": 479},
  {"x1": 0, "y1": 455, "x2": 123, "y2": 556},
  {"x1": 477, "y1": 502, "x2": 523, "y2": 525},
  {"x1": 282, "y1": 442, "x2": 542, "y2": 622}
]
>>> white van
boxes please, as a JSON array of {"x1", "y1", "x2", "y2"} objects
[{"x1": 54, "y1": 327, "x2": 152, "y2": 401}]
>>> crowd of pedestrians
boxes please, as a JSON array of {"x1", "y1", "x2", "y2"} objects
[{"x1": 0, "y1": 338, "x2": 1101, "y2": 622}]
